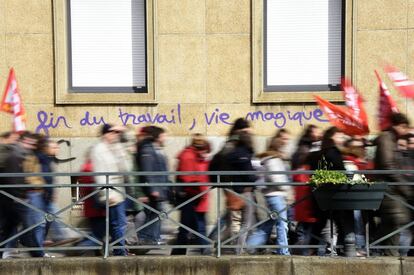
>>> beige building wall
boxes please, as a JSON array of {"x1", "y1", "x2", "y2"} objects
[
  {"x1": 1, "y1": 0, "x2": 413, "y2": 139},
  {"x1": 1, "y1": 0, "x2": 414, "y2": 223}
]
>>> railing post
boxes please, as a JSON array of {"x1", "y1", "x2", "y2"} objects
[
  {"x1": 365, "y1": 219, "x2": 370, "y2": 257},
  {"x1": 104, "y1": 175, "x2": 110, "y2": 259},
  {"x1": 216, "y1": 174, "x2": 221, "y2": 258}
]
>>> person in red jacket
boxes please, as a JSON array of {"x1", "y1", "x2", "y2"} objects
[
  {"x1": 76, "y1": 151, "x2": 106, "y2": 255},
  {"x1": 172, "y1": 134, "x2": 211, "y2": 255}
]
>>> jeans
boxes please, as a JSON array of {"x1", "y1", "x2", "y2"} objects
[
  {"x1": 173, "y1": 201, "x2": 208, "y2": 255},
  {"x1": 247, "y1": 195, "x2": 290, "y2": 255},
  {"x1": 236, "y1": 192, "x2": 255, "y2": 254},
  {"x1": 138, "y1": 201, "x2": 164, "y2": 242},
  {"x1": 354, "y1": 210, "x2": 365, "y2": 249},
  {"x1": 24, "y1": 192, "x2": 46, "y2": 257},
  {"x1": 44, "y1": 201, "x2": 65, "y2": 241},
  {"x1": 109, "y1": 202, "x2": 127, "y2": 256},
  {"x1": 77, "y1": 217, "x2": 105, "y2": 248},
  {"x1": 399, "y1": 229, "x2": 412, "y2": 256},
  {"x1": 77, "y1": 202, "x2": 127, "y2": 256}
]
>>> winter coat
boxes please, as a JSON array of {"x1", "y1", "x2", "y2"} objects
[
  {"x1": 36, "y1": 152, "x2": 55, "y2": 201},
  {"x1": 374, "y1": 130, "x2": 412, "y2": 198},
  {"x1": 225, "y1": 146, "x2": 256, "y2": 193},
  {"x1": 78, "y1": 160, "x2": 105, "y2": 218},
  {"x1": 23, "y1": 153, "x2": 45, "y2": 187},
  {"x1": 260, "y1": 155, "x2": 290, "y2": 197},
  {"x1": 176, "y1": 146, "x2": 210, "y2": 213},
  {"x1": 91, "y1": 141, "x2": 131, "y2": 206},
  {"x1": 308, "y1": 146, "x2": 345, "y2": 171},
  {"x1": 125, "y1": 152, "x2": 146, "y2": 213},
  {"x1": 0, "y1": 144, "x2": 26, "y2": 199},
  {"x1": 137, "y1": 139, "x2": 169, "y2": 201},
  {"x1": 374, "y1": 130, "x2": 413, "y2": 225},
  {"x1": 293, "y1": 165, "x2": 317, "y2": 223}
]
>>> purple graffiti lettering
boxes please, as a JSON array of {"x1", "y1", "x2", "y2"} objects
[
  {"x1": 245, "y1": 111, "x2": 265, "y2": 122},
  {"x1": 291, "y1": 112, "x2": 304, "y2": 126},
  {"x1": 118, "y1": 105, "x2": 179, "y2": 126},
  {"x1": 219, "y1": 113, "x2": 232, "y2": 125},
  {"x1": 80, "y1": 111, "x2": 106, "y2": 126},
  {"x1": 204, "y1": 111, "x2": 216, "y2": 125},
  {"x1": 36, "y1": 111, "x2": 72, "y2": 136},
  {"x1": 274, "y1": 112, "x2": 286, "y2": 128},
  {"x1": 313, "y1": 109, "x2": 329, "y2": 122},
  {"x1": 302, "y1": 111, "x2": 312, "y2": 121},
  {"x1": 177, "y1": 104, "x2": 182, "y2": 124},
  {"x1": 189, "y1": 118, "x2": 196, "y2": 130},
  {"x1": 205, "y1": 109, "x2": 232, "y2": 125}
]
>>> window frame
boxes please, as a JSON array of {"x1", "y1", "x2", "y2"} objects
[
  {"x1": 252, "y1": 0, "x2": 354, "y2": 103},
  {"x1": 53, "y1": 0, "x2": 157, "y2": 104}
]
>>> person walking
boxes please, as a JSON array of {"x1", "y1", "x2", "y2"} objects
[
  {"x1": 136, "y1": 126, "x2": 170, "y2": 246},
  {"x1": 90, "y1": 124, "x2": 131, "y2": 256},
  {"x1": 172, "y1": 134, "x2": 211, "y2": 255},
  {"x1": 247, "y1": 135, "x2": 291, "y2": 255},
  {"x1": 374, "y1": 113, "x2": 413, "y2": 256}
]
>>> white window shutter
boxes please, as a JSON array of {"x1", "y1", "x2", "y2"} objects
[
  {"x1": 70, "y1": 0, "x2": 146, "y2": 89},
  {"x1": 265, "y1": 0, "x2": 342, "y2": 89}
]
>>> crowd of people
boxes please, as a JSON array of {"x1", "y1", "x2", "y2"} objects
[{"x1": 0, "y1": 112, "x2": 414, "y2": 258}]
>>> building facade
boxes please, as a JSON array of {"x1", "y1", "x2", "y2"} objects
[{"x1": 0, "y1": 0, "x2": 414, "y2": 219}]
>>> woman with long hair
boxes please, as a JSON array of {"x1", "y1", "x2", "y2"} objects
[
  {"x1": 307, "y1": 127, "x2": 356, "y2": 257},
  {"x1": 246, "y1": 133, "x2": 291, "y2": 255}
]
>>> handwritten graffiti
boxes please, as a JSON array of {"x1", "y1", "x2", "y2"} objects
[
  {"x1": 80, "y1": 111, "x2": 106, "y2": 126},
  {"x1": 36, "y1": 111, "x2": 72, "y2": 135},
  {"x1": 35, "y1": 104, "x2": 329, "y2": 136},
  {"x1": 245, "y1": 109, "x2": 328, "y2": 128},
  {"x1": 118, "y1": 104, "x2": 182, "y2": 126}
]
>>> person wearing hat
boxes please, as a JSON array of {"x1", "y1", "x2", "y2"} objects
[{"x1": 90, "y1": 124, "x2": 132, "y2": 256}]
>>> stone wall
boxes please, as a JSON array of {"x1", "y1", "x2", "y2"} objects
[{"x1": 0, "y1": 256, "x2": 410, "y2": 275}]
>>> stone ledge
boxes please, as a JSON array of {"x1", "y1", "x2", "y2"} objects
[{"x1": 0, "y1": 256, "x2": 409, "y2": 275}]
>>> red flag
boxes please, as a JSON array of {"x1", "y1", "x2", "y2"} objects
[
  {"x1": 1, "y1": 68, "x2": 26, "y2": 132},
  {"x1": 314, "y1": 95, "x2": 369, "y2": 136},
  {"x1": 375, "y1": 70, "x2": 399, "y2": 131},
  {"x1": 341, "y1": 78, "x2": 368, "y2": 127},
  {"x1": 384, "y1": 65, "x2": 414, "y2": 98}
]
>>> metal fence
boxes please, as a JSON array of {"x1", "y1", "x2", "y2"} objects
[{"x1": 0, "y1": 170, "x2": 413, "y2": 258}]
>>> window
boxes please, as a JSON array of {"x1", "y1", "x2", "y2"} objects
[
  {"x1": 252, "y1": 0, "x2": 353, "y2": 103},
  {"x1": 53, "y1": 0, "x2": 156, "y2": 104},
  {"x1": 69, "y1": 0, "x2": 146, "y2": 92}
]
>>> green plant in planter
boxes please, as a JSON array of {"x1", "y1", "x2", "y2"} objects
[
  {"x1": 309, "y1": 169, "x2": 348, "y2": 187},
  {"x1": 309, "y1": 158, "x2": 370, "y2": 187}
]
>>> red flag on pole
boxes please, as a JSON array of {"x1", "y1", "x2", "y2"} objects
[
  {"x1": 314, "y1": 95, "x2": 369, "y2": 136},
  {"x1": 384, "y1": 65, "x2": 414, "y2": 98},
  {"x1": 375, "y1": 70, "x2": 399, "y2": 131},
  {"x1": 341, "y1": 78, "x2": 368, "y2": 128},
  {"x1": 1, "y1": 68, "x2": 26, "y2": 132}
]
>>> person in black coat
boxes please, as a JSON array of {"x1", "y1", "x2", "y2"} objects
[
  {"x1": 225, "y1": 130, "x2": 257, "y2": 254},
  {"x1": 306, "y1": 127, "x2": 356, "y2": 257},
  {"x1": 136, "y1": 126, "x2": 169, "y2": 246}
]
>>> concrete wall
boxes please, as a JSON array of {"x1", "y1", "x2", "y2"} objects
[{"x1": 0, "y1": 256, "x2": 411, "y2": 275}]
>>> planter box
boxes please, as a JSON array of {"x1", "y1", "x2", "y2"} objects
[{"x1": 313, "y1": 183, "x2": 387, "y2": 210}]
